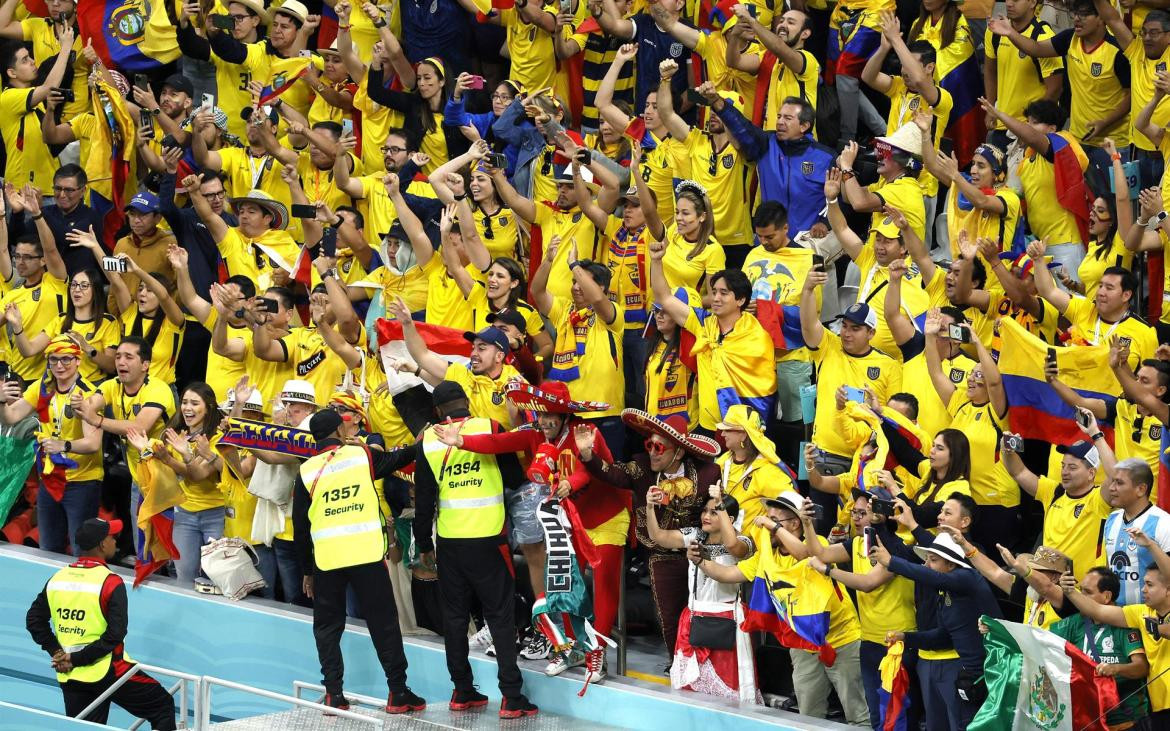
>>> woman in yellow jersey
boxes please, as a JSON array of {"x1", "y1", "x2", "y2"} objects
[
  {"x1": 127, "y1": 383, "x2": 225, "y2": 587},
  {"x1": 1068, "y1": 158, "x2": 1134, "y2": 300},
  {"x1": 107, "y1": 255, "x2": 186, "y2": 384},
  {"x1": 455, "y1": 251, "x2": 553, "y2": 361},
  {"x1": 429, "y1": 142, "x2": 524, "y2": 260},
  {"x1": 304, "y1": 44, "x2": 356, "y2": 129},
  {"x1": 368, "y1": 173, "x2": 440, "y2": 315},
  {"x1": 713, "y1": 405, "x2": 796, "y2": 529},
  {"x1": 917, "y1": 112, "x2": 1023, "y2": 257},
  {"x1": 367, "y1": 55, "x2": 455, "y2": 174},
  {"x1": 644, "y1": 180, "x2": 726, "y2": 297},
  {"x1": 644, "y1": 304, "x2": 696, "y2": 426},
  {"x1": 585, "y1": 104, "x2": 633, "y2": 166},
  {"x1": 11, "y1": 268, "x2": 116, "y2": 383}
]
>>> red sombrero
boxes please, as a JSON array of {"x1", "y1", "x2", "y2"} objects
[
  {"x1": 621, "y1": 409, "x2": 721, "y2": 459},
  {"x1": 505, "y1": 381, "x2": 608, "y2": 414}
]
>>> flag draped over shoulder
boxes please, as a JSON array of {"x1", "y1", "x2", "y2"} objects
[
  {"x1": 84, "y1": 77, "x2": 138, "y2": 252},
  {"x1": 754, "y1": 300, "x2": 805, "y2": 350},
  {"x1": 76, "y1": 0, "x2": 178, "y2": 72},
  {"x1": 970, "y1": 617, "x2": 1118, "y2": 731},
  {"x1": 133, "y1": 453, "x2": 184, "y2": 587},
  {"x1": 1047, "y1": 133, "x2": 1092, "y2": 245},
  {"x1": 997, "y1": 318, "x2": 1118, "y2": 445},
  {"x1": 878, "y1": 641, "x2": 911, "y2": 731},
  {"x1": 741, "y1": 550, "x2": 838, "y2": 666},
  {"x1": 681, "y1": 297, "x2": 776, "y2": 420}
]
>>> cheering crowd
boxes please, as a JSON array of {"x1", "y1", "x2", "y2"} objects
[{"x1": 14, "y1": 0, "x2": 1170, "y2": 726}]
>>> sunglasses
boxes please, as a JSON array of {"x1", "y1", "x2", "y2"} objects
[{"x1": 644, "y1": 438, "x2": 671, "y2": 456}]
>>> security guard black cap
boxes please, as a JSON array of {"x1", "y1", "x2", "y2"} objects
[
  {"x1": 432, "y1": 381, "x2": 468, "y2": 409},
  {"x1": 309, "y1": 409, "x2": 344, "y2": 443},
  {"x1": 76, "y1": 518, "x2": 122, "y2": 551}
]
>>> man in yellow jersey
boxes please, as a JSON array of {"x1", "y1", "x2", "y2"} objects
[
  {"x1": 656, "y1": 62, "x2": 754, "y2": 256},
  {"x1": 413, "y1": 381, "x2": 539, "y2": 718},
  {"x1": 699, "y1": 492, "x2": 868, "y2": 724},
  {"x1": 0, "y1": 336, "x2": 102, "y2": 554},
  {"x1": 251, "y1": 118, "x2": 354, "y2": 213},
  {"x1": 249, "y1": 289, "x2": 355, "y2": 408},
  {"x1": 1048, "y1": 352, "x2": 1167, "y2": 477},
  {"x1": 177, "y1": 0, "x2": 268, "y2": 138},
  {"x1": 72, "y1": 337, "x2": 174, "y2": 552},
  {"x1": 334, "y1": 129, "x2": 433, "y2": 249},
  {"x1": 1031, "y1": 240, "x2": 1158, "y2": 370},
  {"x1": 805, "y1": 489, "x2": 916, "y2": 729},
  {"x1": 2, "y1": 220, "x2": 68, "y2": 383},
  {"x1": 725, "y1": 6, "x2": 819, "y2": 131},
  {"x1": 0, "y1": 29, "x2": 73, "y2": 192},
  {"x1": 292, "y1": 408, "x2": 425, "y2": 714},
  {"x1": 487, "y1": 0, "x2": 557, "y2": 92},
  {"x1": 837, "y1": 128, "x2": 926, "y2": 245},
  {"x1": 983, "y1": 0, "x2": 1064, "y2": 151},
  {"x1": 800, "y1": 269, "x2": 902, "y2": 475},
  {"x1": 957, "y1": 238, "x2": 1063, "y2": 347},
  {"x1": 0, "y1": 0, "x2": 89, "y2": 118},
  {"x1": 1092, "y1": 0, "x2": 1170, "y2": 187},
  {"x1": 26, "y1": 518, "x2": 177, "y2": 728},
  {"x1": 989, "y1": 0, "x2": 1131, "y2": 179},
  {"x1": 1061, "y1": 539, "x2": 1170, "y2": 719}
]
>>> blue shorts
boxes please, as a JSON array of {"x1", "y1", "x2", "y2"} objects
[{"x1": 507, "y1": 482, "x2": 549, "y2": 546}]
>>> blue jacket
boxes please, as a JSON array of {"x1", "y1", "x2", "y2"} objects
[
  {"x1": 442, "y1": 97, "x2": 519, "y2": 177},
  {"x1": 491, "y1": 98, "x2": 549, "y2": 199},
  {"x1": 888, "y1": 555, "x2": 1002, "y2": 671},
  {"x1": 716, "y1": 103, "x2": 834, "y2": 235},
  {"x1": 159, "y1": 172, "x2": 237, "y2": 300}
]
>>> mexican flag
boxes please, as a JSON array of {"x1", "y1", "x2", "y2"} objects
[{"x1": 970, "y1": 617, "x2": 1119, "y2": 731}]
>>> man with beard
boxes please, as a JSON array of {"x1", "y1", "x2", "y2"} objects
[
  {"x1": 128, "y1": 74, "x2": 195, "y2": 153},
  {"x1": 334, "y1": 128, "x2": 435, "y2": 250},
  {"x1": 724, "y1": 6, "x2": 820, "y2": 133},
  {"x1": 579, "y1": 409, "x2": 721, "y2": 667}
]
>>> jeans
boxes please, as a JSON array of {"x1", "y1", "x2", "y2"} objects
[
  {"x1": 171, "y1": 506, "x2": 225, "y2": 587},
  {"x1": 254, "y1": 544, "x2": 278, "y2": 600},
  {"x1": 274, "y1": 537, "x2": 304, "y2": 604},
  {"x1": 37, "y1": 479, "x2": 100, "y2": 556},
  {"x1": 622, "y1": 329, "x2": 649, "y2": 411}
]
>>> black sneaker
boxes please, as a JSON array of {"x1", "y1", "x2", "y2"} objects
[
  {"x1": 323, "y1": 692, "x2": 350, "y2": 715},
  {"x1": 499, "y1": 694, "x2": 538, "y2": 719},
  {"x1": 385, "y1": 688, "x2": 426, "y2": 714},
  {"x1": 449, "y1": 688, "x2": 489, "y2": 711}
]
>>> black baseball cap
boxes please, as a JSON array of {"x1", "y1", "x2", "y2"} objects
[
  {"x1": 309, "y1": 409, "x2": 344, "y2": 443},
  {"x1": 76, "y1": 518, "x2": 123, "y2": 551},
  {"x1": 487, "y1": 309, "x2": 527, "y2": 331},
  {"x1": 162, "y1": 73, "x2": 194, "y2": 98},
  {"x1": 432, "y1": 381, "x2": 468, "y2": 408}
]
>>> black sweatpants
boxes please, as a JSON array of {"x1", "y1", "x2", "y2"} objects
[
  {"x1": 61, "y1": 667, "x2": 176, "y2": 729},
  {"x1": 437, "y1": 537, "x2": 523, "y2": 698},
  {"x1": 313, "y1": 560, "x2": 409, "y2": 696}
]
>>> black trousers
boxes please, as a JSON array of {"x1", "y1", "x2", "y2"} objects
[
  {"x1": 61, "y1": 667, "x2": 176, "y2": 730},
  {"x1": 173, "y1": 322, "x2": 210, "y2": 394},
  {"x1": 313, "y1": 560, "x2": 409, "y2": 696},
  {"x1": 437, "y1": 537, "x2": 523, "y2": 698}
]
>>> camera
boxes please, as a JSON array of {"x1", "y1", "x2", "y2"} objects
[
  {"x1": 1003, "y1": 434, "x2": 1025, "y2": 453},
  {"x1": 871, "y1": 498, "x2": 895, "y2": 518}
]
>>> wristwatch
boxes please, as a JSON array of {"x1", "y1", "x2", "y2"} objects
[
  {"x1": 373, "y1": 17, "x2": 387, "y2": 27},
  {"x1": 1147, "y1": 211, "x2": 1168, "y2": 231},
  {"x1": 63, "y1": 440, "x2": 72, "y2": 453},
  {"x1": 821, "y1": 563, "x2": 832, "y2": 577}
]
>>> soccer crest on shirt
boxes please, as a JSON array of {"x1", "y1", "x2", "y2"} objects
[
  {"x1": 721, "y1": 154, "x2": 734, "y2": 170},
  {"x1": 908, "y1": 97, "x2": 920, "y2": 111},
  {"x1": 1090, "y1": 62, "x2": 1103, "y2": 77},
  {"x1": 802, "y1": 161, "x2": 814, "y2": 174},
  {"x1": 949, "y1": 368, "x2": 965, "y2": 384},
  {"x1": 1074, "y1": 504, "x2": 1085, "y2": 519},
  {"x1": 1159, "y1": 62, "x2": 1168, "y2": 73},
  {"x1": 866, "y1": 366, "x2": 880, "y2": 380},
  {"x1": 670, "y1": 42, "x2": 684, "y2": 57}
]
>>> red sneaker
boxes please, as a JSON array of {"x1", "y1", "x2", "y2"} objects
[
  {"x1": 385, "y1": 688, "x2": 426, "y2": 714},
  {"x1": 499, "y1": 695, "x2": 539, "y2": 719},
  {"x1": 449, "y1": 688, "x2": 489, "y2": 711}
]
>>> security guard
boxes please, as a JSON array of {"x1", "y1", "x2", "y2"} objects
[
  {"x1": 25, "y1": 518, "x2": 176, "y2": 729},
  {"x1": 413, "y1": 381, "x2": 538, "y2": 719},
  {"x1": 292, "y1": 408, "x2": 423, "y2": 714}
]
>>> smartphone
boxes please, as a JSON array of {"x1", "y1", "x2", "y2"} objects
[
  {"x1": 341, "y1": 118, "x2": 353, "y2": 137},
  {"x1": 140, "y1": 122, "x2": 155, "y2": 140},
  {"x1": 843, "y1": 386, "x2": 866, "y2": 403},
  {"x1": 871, "y1": 498, "x2": 895, "y2": 518},
  {"x1": 1146, "y1": 615, "x2": 1162, "y2": 639},
  {"x1": 54, "y1": 88, "x2": 74, "y2": 103},
  {"x1": 863, "y1": 526, "x2": 877, "y2": 554},
  {"x1": 211, "y1": 13, "x2": 235, "y2": 30},
  {"x1": 101, "y1": 256, "x2": 127, "y2": 273},
  {"x1": 812, "y1": 253, "x2": 826, "y2": 273},
  {"x1": 811, "y1": 503, "x2": 824, "y2": 521},
  {"x1": 201, "y1": 93, "x2": 215, "y2": 112},
  {"x1": 1003, "y1": 433, "x2": 1025, "y2": 453},
  {"x1": 559, "y1": 0, "x2": 571, "y2": 12},
  {"x1": 1075, "y1": 407, "x2": 1092, "y2": 430},
  {"x1": 487, "y1": 152, "x2": 507, "y2": 169},
  {"x1": 685, "y1": 89, "x2": 710, "y2": 106},
  {"x1": 574, "y1": 148, "x2": 590, "y2": 165},
  {"x1": 260, "y1": 298, "x2": 280, "y2": 314},
  {"x1": 947, "y1": 323, "x2": 970, "y2": 343},
  {"x1": 466, "y1": 75, "x2": 485, "y2": 90},
  {"x1": 290, "y1": 203, "x2": 317, "y2": 219},
  {"x1": 299, "y1": 49, "x2": 314, "y2": 58},
  {"x1": 1045, "y1": 347, "x2": 1057, "y2": 369},
  {"x1": 160, "y1": 133, "x2": 177, "y2": 150},
  {"x1": 323, "y1": 232, "x2": 337, "y2": 258},
  {"x1": 134, "y1": 74, "x2": 149, "y2": 90}
]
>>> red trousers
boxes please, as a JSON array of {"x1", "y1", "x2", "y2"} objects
[{"x1": 590, "y1": 544, "x2": 624, "y2": 638}]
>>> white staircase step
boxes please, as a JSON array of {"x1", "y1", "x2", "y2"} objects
[{"x1": 209, "y1": 704, "x2": 621, "y2": 730}]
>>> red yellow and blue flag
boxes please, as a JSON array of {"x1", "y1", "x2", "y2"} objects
[
  {"x1": 76, "y1": 0, "x2": 179, "y2": 72},
  {"x1": 741, "y1": 551, "x2": 838, "y2": 666},
  {"x1": 878, "y1": 641, "x2": 911, "y2": 730}
]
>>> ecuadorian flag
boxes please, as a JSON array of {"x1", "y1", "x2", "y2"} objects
[
  {"x1": 878, "y1": 641, "x2": 911, "y2": 730},
  {"x1": 83, "y1": 78, "x2": 138, "y2": 252},
  {"x1": 998, "y1": 318, "x2": 1119, "y2": 446},
  {"x1": 77, "y1": 0, "x2": 179, "y2": 72},
  {"x1": 754, "y1": 300, "x2": 805, "y2": 350},
  {"x1": 741, "y1": 550, "x2": 838, "y2": 666}
]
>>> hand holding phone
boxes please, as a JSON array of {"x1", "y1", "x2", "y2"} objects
[
  {"x1": 211, "y1": 13, "x2": 235, "y2": 30},
  {"x1": 466, "y1": 75, "x2": 485, "y2": 90},
  {"x1": 101, "y1": 256, "x2": 127, "y2": 273},
  {"x1": 685, "y1": 89, "x2": 711, "y2": 106},
  {"x1": 812, "y1": 253, "x2": 826, "y2": 273},
  {"x1": 843, "y1": 386, "x2": 866, "y2": 403}
]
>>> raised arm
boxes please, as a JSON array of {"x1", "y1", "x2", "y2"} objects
[
  {"x1": 860, "y1": 22, "x2": 895, "y2": 94},
  {"x1": 648, "y1": 239, "x2": 692, "y2": 326},
  {"x1": 596, "y1": 44, "x2": 638, "y2": 129},
  {"x1": 189, "y1": 110, "x2": 223, "y2": 172},
  {"x1": 386, "y1": 174, "x2": 434, "y2": 270},
  {"x1": 980, "y1": 97, "x2": 1049, "y2": 155},
  {"x1": 1137, "y1": 78, "x2": 1167, "y2": 148},
  {"x1": 166, "y1": 244, "x2": 211, "y2": 323},
  {"x1": 824, "y1": 168, "x2": 864, "y2": 261},
  {"x1": 385, "y1": 295, "x2": 448, "y2": 384},
  {"x1": 529, "y1": 234, "x2": 561, "y2": 316},
  {"x1": 654, "y1": 60, "x2": 691, "y2": 142},
  {"x1": 489, "y1": 166, "x2": 537, "y2": 224},
  {"x1": 30, "y1": 26, "x2": 74, "y2": 108},
  {"x1": 799, "y1": 268, "x2": 827, "y2": 349},
  {"x1": 127, "y1": 258, "x2": 185, "y2": 326},
  {"x1": 180, "y1": 174, "x2": 230, "y2": 244},
  {"x1": 988, "y1": 15, "x2": 1059, "y2": 57},
  {"x1": 1028, "y1": 238, "x2": 1071, "y2": 314},
  {"x1": 884, "y1": 259, "x2": 917, "y2": 346},
  {"x1": 1109, "y1": 337, "x2": 1170, "y2": 423},
  {"x1": 22, "y1": 189, "x2": 65, "y2": 280},
  {"x1": 922, "y1": 309, "x2": 957, "y2": 404},
  {"x1": 1001, "y1": 435, "x2": 1040, "y2": 497},
  {"x1": 594, "y1": 0, "x2": 635, "y2": 39},
  {"x1": 1092, "y1": 0, "x2": 1133, "y2": 47}
]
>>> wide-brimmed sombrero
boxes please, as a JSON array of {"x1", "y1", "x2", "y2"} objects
[
  {"x1": 505, "y1": 381, "x2": 608, "y2": 414},
  {"x1": 621, "y1": 409, "x2": 720, "y2": 458}
]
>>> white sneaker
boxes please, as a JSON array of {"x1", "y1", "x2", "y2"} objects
[
  {"x1": 520, "y1": 632, "x2": 551, "y2": 660},
  {"x1": 470, "y1": 625, "x2": 495, "y2": 656},
  {"x1": 545, "y1": 646, "x2": 584, "y2": 676},
  {"x1": 583, "y1": 648, "x2": 606, "y2": 684}
]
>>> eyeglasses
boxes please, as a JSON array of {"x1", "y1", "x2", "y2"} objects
[
  {"x1": 850, "y1": 509, "x2": 869, "y2": 518},
  {"x1": 230, "y1": 13, "x2": 251, "y2": 21},
  {"x1": 52, "y1": 185, "x2": 80, "y2": 194},
  {"x1": 69, "y1": 281, "x2": 91, "y2": 290},
  {"x1": 1142, "y1": 27, "x2": 1166, "y2": 38},
  {"x1": 491, "y1": 93, "x2": 513, "y2": 102},
  {"x1": 644, "y1": 438, "x2": 672, "y2": 456},
  {"x1": 12, "y1": 253, "x2": 42, "y2": 261},
  {"x1": 381, "y1": 145, "x2": 406, "y2": 154},
  {"x1": 203, "y1": 190, "x2": 226, "y2": 200},
  {"x1": 47, "y1": 356, "x2": 77, "y2": 366}
]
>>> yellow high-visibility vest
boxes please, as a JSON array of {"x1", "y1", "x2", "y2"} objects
[
  {"x1": 302, "y1": 445, "x2": 385, "y2": 570},
  {"x1": 422, "y1": 418, "x2": 505, "y2": 539},
  {"x1": 45, "y1": 563, "x2": 114, "y2": 683}
]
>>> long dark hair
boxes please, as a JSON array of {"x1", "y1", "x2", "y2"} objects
[
  {"x1": 1089, "y1": 191, "x2": 1119, "y2": 259},
  {"x1": 909, "y1": 2, "x2": 962, "y2": 49},
  {"x1": 133, "y1": 272, "x2": 174, "y2": 346},
  {"x1": 645, "y1": 311, "x2": 682, "y2": 376},
  {"x1": 490, "y1": 256, "x2": 526, "y2": 309},
  {"x1": 63, "y1": 268, "x2": 108, "y2": 332},
  {"x1": 167, "y1": 382, "x2": 219, "y2": 438},
  {"x1": 920, "y1": 428, "x2": 972, "y2": 503},
  {"x1": 416, "y1": 58, "x2": 448, "y2": 135}
]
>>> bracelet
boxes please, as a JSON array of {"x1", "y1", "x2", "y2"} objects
[
  {"x1": 373, "y1": 18, "x2": 387, "y2": 27},
  {"x1": 338, "y1": 23, "x2": 351, "y2": 30},
  {"x1": 821, "y1": 563, "x2": 832, "y2": 577},
  {"x1": 97, "y1": 414, "x2": 104, "y2": 429},
  {"x1": 827, "y1": 197, "x2": 839, "y2": 205},
  {"x1": 413, "y1": 364, "x2": 421, "y2": 376},
  {"x1": 1111, "y1": 153, "x2": 1122, "y2": 162},
  {"x1": 29, "y1": 214, "x2": 42, "y2": 221},
  {"x1": 964, "y1": 546, "x2": 977, "y2": 558},
  {"x1": 1091, "y1": 431, "x2": 1105, "y2": 442},
  {"x1": 11, "y1": 328, "x2": 21, "y2": 336},
  {"x1": 1023, "y1": 567, "x2": 1033, "y2": 580}
]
